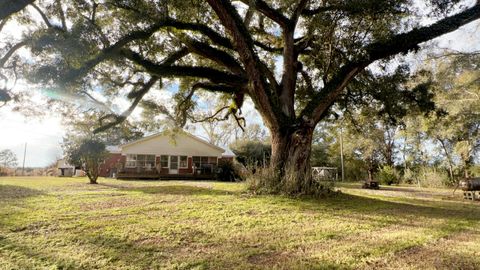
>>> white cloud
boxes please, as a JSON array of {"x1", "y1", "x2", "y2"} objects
[{"x1": 0, "y1": 109, "x2": 65, "y2": 167}]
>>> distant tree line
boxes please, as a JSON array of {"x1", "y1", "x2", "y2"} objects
[{"x1": 309, "y1": 54, "x2": 479, "y2": 187}]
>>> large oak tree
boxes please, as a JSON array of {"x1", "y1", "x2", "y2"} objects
[{"x1": 19, "y1": 0, "x2": 480, "y2": 194}]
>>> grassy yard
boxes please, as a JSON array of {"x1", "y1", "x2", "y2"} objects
[{"x1": 1, "y1": 177, "x2": 479, "y2": 270}]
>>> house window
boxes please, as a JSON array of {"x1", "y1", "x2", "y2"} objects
[
  {"x1": 126, "y1": 154, "x2": 137, "y2": 168},
  {"x1": 160, "y1": 155, "x2": 169, "y2": 168},
  {"x1": 193, "y1": 156, "x2": 213, "y2": 167},
  {"x1": 125, "y1": 154, "x2": 155, "y2": 168},
  {"x1": 180, "y1": 156, "x2": 188, "y2": 168},
  {"x1": 208, "y1": 157, "x2": 217, "y2": 164},
  {"x1": 192, "y1": 156, "x2": 201, "y2": 167},
  {"x1": 138, "y1": 155, "x2": 156, "y2": 168}
]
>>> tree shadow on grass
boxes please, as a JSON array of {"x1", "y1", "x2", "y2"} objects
[
  {"x1": 341, "y1": 183, "x2": 430, "y2": 193},
  {"x1": 0, "y1": 235, "x2": 104, "y2": 269},
  {"x1": 2, "y1": 216, "x2": 478, "y2": 270},
  {"x1": 62, "y1": 231, "x2": 358, "y2": 269},
  {"x1": 95, "y1": 181, "x2": 480, "y2": 233},
  {"x1": 0, "y1": 185, "x2": 45, "y2": 201},
  {"x1": 294, "y1": 192, "x2": 480, "y2": 231},
  {"x1": 98, "y1": 182, "x2": 480, "y2": 225}
]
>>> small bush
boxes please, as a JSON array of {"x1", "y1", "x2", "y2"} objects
[
  {"x1": 400, "y1": 167, "x2": 452, "y2": 188},
  {"x1": 420, "y1": 168, "x2": 450, "y2": 188},
  {"x1": 469, "y1": 165, "x2": 480, "y2": 178},
  {"x1": 377, "y1": 165, "x2": 400, "y2": 185},
  {"x1": 246, "y1": 167, "x2": 281, "y2": 194},
  {"x1": 402, "y1": 168, "x2": 416, "y2": 185},
  {"x1": 216, "y1": 160, "x2": 243, "y2": 182}
]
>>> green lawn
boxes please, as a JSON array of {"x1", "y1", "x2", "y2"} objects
[{"x1": 1, "y1": 177, "x2": 479, "y2": 270}]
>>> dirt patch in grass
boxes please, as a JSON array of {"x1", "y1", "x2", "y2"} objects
[
  {"x1": 9, "y1": 220, "x2": 59, "y2": 236},
  {"x1": 134, "y1": 236, "x2": 170, "y2": 246},
  {"x1": 247, "y1": 250, "x2": 292, "y2": 265},
  {"x1": 79, "y1": 197, "x2": 145, "y2": 211}
]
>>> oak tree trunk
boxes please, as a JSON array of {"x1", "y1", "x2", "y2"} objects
[{"x1": 269, "y1": 127, "x2": 318, "y2": 195}]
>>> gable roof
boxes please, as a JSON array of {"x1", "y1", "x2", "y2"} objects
[
  {"x1": 120, "y1": 130, "x2": 225, "y2": 153},
  {"x1": 222, "y1": 148, "x2": 236, "y2": 157},
  {"x1": 106, "y1": 145, "x2": 121, "y2": 153}
]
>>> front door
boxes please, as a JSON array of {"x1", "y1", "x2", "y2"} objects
[{"x1": 169, "y1": 156, "x2": 179, "y2": 174}]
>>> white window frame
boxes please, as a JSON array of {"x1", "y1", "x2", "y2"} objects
[
  {"x1": 125, "y1": 154, "x2": 156, "y2": 168},
  {"x1": 125, "y1": 154, "x2": 137, "y2": 168},
  {"x1": 192, "y1": 156, "x2": 217, "y2": 167},
  {"x1": 179, "y1": 156, "x2": 188, "y2": 168},
  {"x1": 160, "y1": 155, "x2": 169, "y2": 168}
]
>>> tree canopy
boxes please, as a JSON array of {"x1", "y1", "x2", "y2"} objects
[
  {"x1": 0, "y1": 149, "x2": 17, "y2": 168},
  {"x1": 65, "y1": 138, "x2": 107, "y2": 184}
]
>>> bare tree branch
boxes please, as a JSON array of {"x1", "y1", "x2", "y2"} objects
[{"x1": 190, "y1": 106, "x2": 230, "y2": 123}]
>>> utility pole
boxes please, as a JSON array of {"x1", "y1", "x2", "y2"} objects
[
  {"x1": 340, "y1": 127, "x2": 345, "y2": 182},
  {"x1": 22, "y1": 142, "x2": 27, "y2": 176}
]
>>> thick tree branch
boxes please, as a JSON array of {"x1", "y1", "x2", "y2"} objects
[
  {"x1": 365, "y1": 5, "x2": 480, "y2": 62},
  {"x1": 279, "y1": 0, "x2": 309, "y2": 119},
  {"x1": 302, "y1": 3, "x2": 480, "y2": 125},
  {"x1": 163, "y1": 19, "x2": 234, "y2": 49},
  {"x1": 84, "y1": 48, "x2": 190, "y2": 133},
  {"x1": 291, "y1": 0, "x2": 310, "y2": 24},
  {"x1": 182, "y1": 38, "x2": 245, "y2": 75},
  {"x1": 64, "y1": 23, "x2": 171, "y2": 82},
  {"x1": 0, "y1": 0, "x2": 34, "y2": 21},
  {"x1": 0, "y1": 41, "x2": 26, "y2": 67},
  {"x1": 207, "y1": 0, "x2": 282, "y2": 130},
  {"x1": 301, "y1": 2, "x2": 404, "y2": 17},
  {"x1": 238, "y1": 0, "x2": 289, "y2": 27},
  {"x1": 94, "y1": 77, "x2": 159, "y2": 133},
  {"x1": 121, "y1": 49, "x2": 247, "y2": 87},
  {"x1": 192, "y1": 82, "x2": 240, "y2": 94},
  {"x1": 55, "y1": 0, "x2": 67, "y2": 31},
  {"x1": 0, "y1": 18, "x2": 9, "y2": 33},
  {"x1": 65, "y1": 16, "x2": 234, "y2": 83},
  {"x1": 243, "y1": 6, "x2": 255, "y2": 26},
  {"x1": 30, "y1": 3, "x2": 54, "y2": 29}
]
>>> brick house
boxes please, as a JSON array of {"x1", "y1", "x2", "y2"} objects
[{"x1": 99, "y1": 131, "x2": 234, "y2": 179}]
